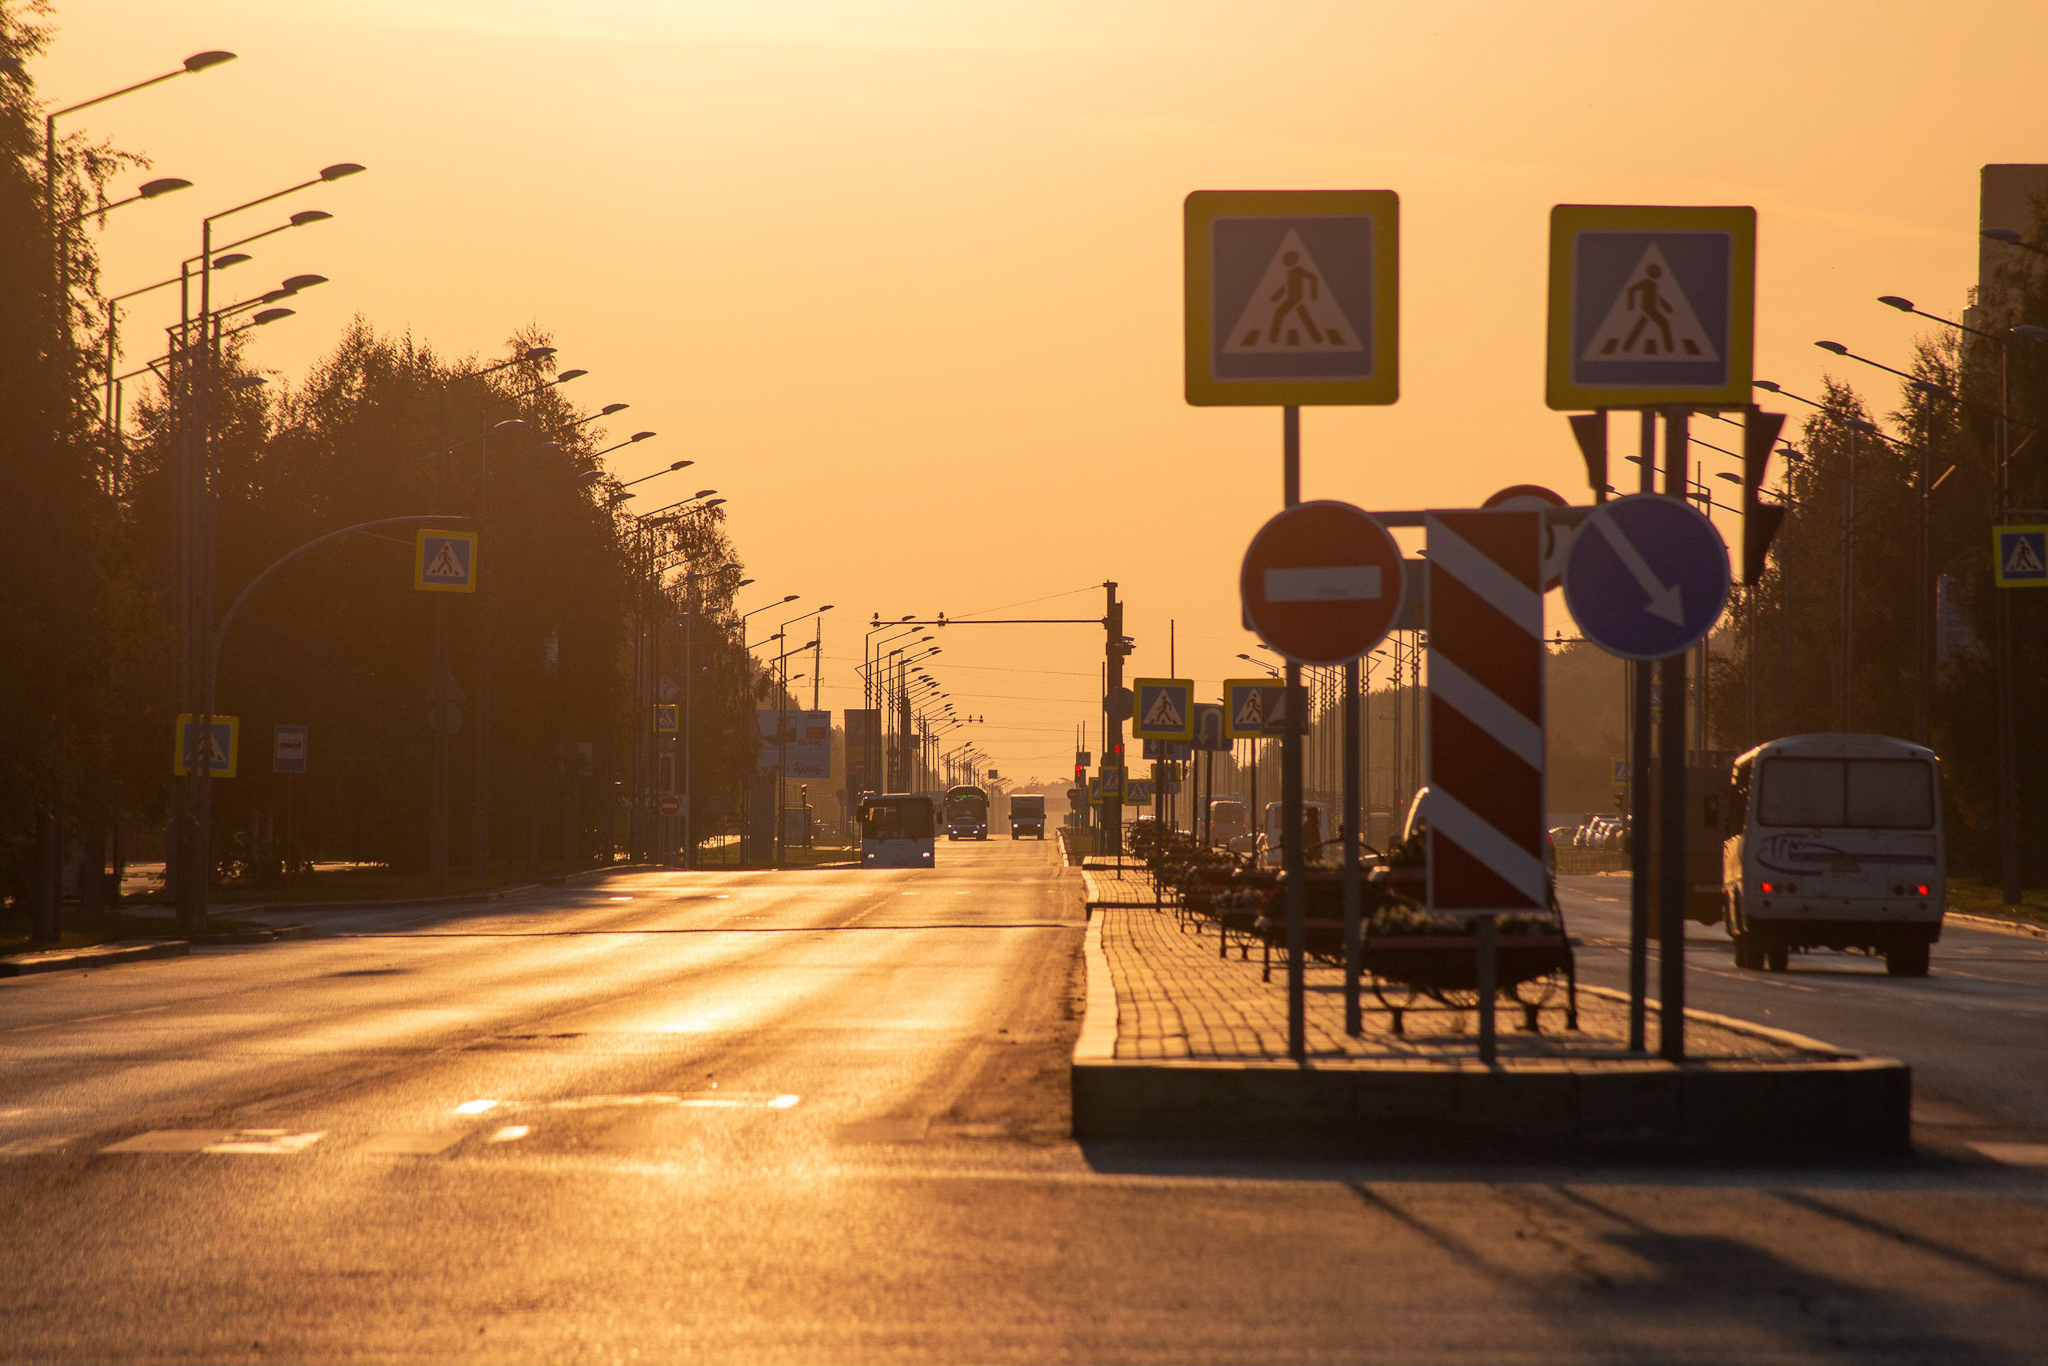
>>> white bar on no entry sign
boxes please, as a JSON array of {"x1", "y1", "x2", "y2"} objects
[{"x1": 1265, "y1": 565, "x2": 1381, "y2": 603}]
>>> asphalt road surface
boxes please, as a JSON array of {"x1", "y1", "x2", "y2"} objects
[
  {"x1": 1556, "y1": 873, "x2": 2048, "y2": 1150},
  {"x1": 2, "y1": 842, "x2": 2045, "y2": 1363}
]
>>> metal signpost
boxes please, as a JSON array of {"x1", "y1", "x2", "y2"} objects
[
  {"x1": 1240, "y1": 499, "x2": 1407, "y2": 1050},
  {"x1": 1548, "y1": 203, "x2": 1756, "y2": 1065}
]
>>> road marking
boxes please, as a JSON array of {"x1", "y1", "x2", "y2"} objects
[
  {"x1": 1972, "y1": 1142, "x2": 2048, "y2": 1167},
  {"x1": 546, "y1": 1092, "x2": 800, "y2": 1111},
  {"x1": 608, "y1": 896, "x2": 633, "y2": 902},
  {"x1": 100, "y1": 1129, "x2": 325, "y2": 1154},
  {"x1": 0, "y1": 1133, "x2": 85, "y2": 1156},
  {"x1": 486, "y1": 1125, "x2": 530, "y2": 1143},
  {"x1": 356, "y1": 1131, "x2": 466, "y2": 1154},
  {"x1": 453, "y1": 1099, "x2": 499, "y2": 1114}
]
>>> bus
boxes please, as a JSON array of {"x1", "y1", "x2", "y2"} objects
[
  {"x1": 943, "y1": 784, "x2": 989, "y2": 840},
  {"x1": 1721, "y1": 734, "x2": 1944, "y2": 976},
  {"x1": 859, "y1": 794, "x2": 936, "y2": 868}
]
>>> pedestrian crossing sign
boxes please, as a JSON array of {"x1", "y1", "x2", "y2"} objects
[
  {"x1": 1099, "y1": 765, "x2": 1125, "y2": 798},
  {"x1": 1994, "y1": 525, "x2": 2048, "y2": 587},
  {"x1": 653, "y1": 704, "x2": 679, "y2": 734},
  {"x1": 172, "y1": 714, "x2": 239, "y2": 778},
  {"x1": 415, "y1": 529, "x2": 477, "y2": 593},
  {"x1": 1131, "y1": 678, "x2": 1195, "y2": 740},
  {"x1": 1546, "y1": 204, "x2": 1755, "y2": 411},
  {"x1": 1185, "y1": 189, "x2": 1399, "y2": 407},
  {"x1": 1224, "y1": 678, "x2": 1289, "y2": 739}
]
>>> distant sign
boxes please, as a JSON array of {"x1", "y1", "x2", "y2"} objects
[
  {"x1": 1131, "y1": 678, "x2": 1195, "y2": 741},
  {"x1": 1562, "y1": 494, "x2": 1731, "y2": 661},
  {"x1": 1126, "y1": 780, "x2": 1155, "y2": 806},
  {"x1": 1224, "y1": 678, "x2": 1288, "y2": 739},
  {"x1": 414, "y1": 529, "x2": 477, "y2": 593},
  {"x1": 1141, "y1": 738, "x2": 1193, "y2": 761},
  {"x1": 653, "y1": 704, "x2": 679, "y2": 734},
  {"x1": 172, "y1": 714, "x2": 238, "y2": 778},
  {"x1": 1546, "y1": 204, "x2": 1756, "y2": 410},
  {"x1": 1098, "y1": 765, "x2": 1125, "y2": 798},
  {"x1": 273, "y1": 724, "x2": 307, "y2": 774},
  {"x1": 1994, "y1": 525, "x2": 2048, "y2": 587},
  {"x1": 658, "y1": 794, "x2": 682, "y2": 818},
  {"x1": 1191, "y1": 702, "x2": 1227, "y2": 752},
  {"x1": 1184, "y1": 189, "x2": 1400, "y2": 407}
]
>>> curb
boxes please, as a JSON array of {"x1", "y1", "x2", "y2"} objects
[
  {"x1": 1946, "y1": 910, "x2": 2048, "y2": 940},
  {"x1": 0, "y1": 939, "x2": 190, "y2": 978},
  {"x1": 1575, "y1": 983, "x2": 1854, "y2": 1058}
]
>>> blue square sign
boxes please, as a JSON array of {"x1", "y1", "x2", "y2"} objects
[
  {"x1": 1547, "y1": 205, "x2": 1755, "y2": 410},
  {"x1": 1995, "y1": 526, "x2": 2048, "y2": 587}
]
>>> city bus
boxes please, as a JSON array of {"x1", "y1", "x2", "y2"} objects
[
  {"x1": 859, "y1": 794, "x2": 936, "y2": 868},
  {"x1": 943, "y1": 784, "x2": 989, "y2": 840}
]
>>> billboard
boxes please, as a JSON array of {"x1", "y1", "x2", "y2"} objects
[
  {"x1": 756, "y1": 710, "x2": 831, "y2": 778},
  {"x1": 844, "y1": 708, "x2": 882, "y2": 796}
]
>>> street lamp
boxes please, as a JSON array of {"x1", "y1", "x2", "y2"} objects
[
  {"x1": 1236, "y1": 652, "x2": 1281, "y2": 678},
  {"x1": 55, "y1": 175, "x2": 192, "y2": 228}
]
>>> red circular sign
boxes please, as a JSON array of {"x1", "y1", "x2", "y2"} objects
[
  {"x1": 1240, "y1": 500, "x2": 1405, "y2": 666},
  {"x1": 658, "y1": 794, "x2": 681, "y2": 817},
  {"x1": 1483, "y1": 483, "x2": 1571, "y2": 590}
]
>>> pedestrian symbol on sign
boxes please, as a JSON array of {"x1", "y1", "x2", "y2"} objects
[
  {"x1": 414, "y1": 529, "x2": 477, "y2": 593},
  {"x1": 1994, "y1": 526, "x2": 2048, "y2": 587},
  {"x1": 1224, "y1": 231, "x2": 1363, "y2": 354},
  {"x1": 1582, "y1": 245, "x2": 1718, "y2": 361}
]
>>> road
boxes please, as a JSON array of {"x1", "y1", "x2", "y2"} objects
[
  {"x1": 1556, "y1": 874, "x2": 2048, "y2": 1149},
  {"x1": 2, "y1": 841, "x2": 2045, "y2": 1363}
]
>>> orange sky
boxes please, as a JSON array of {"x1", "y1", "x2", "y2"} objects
[{"x1": 43, "y1": 0, "x2": 2048, "y2": 782}]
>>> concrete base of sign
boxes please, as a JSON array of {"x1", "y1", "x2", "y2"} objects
[{"x1": 1071, "y1": 1055, "x2": 1910, "y2": 1156}]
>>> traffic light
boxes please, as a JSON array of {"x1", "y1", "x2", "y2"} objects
[
  {"x1": 1742, "y1": 409, "x2": 1788, "y2": 585},
  {"x1": 1569, "y1": 411, "x2": 1609, "y2": 503}
]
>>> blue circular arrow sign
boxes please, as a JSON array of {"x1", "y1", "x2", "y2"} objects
[{"x1": 1562, "y1": 493, "x2": 1730, "y2": 661}]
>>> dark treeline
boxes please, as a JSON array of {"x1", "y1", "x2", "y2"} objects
[
  {"x1": 1710, "y1": 231, "x2": 2048, "y2": 881},
  {"x1": 0, "y1": 11, "x2": 764, "y2": 914}
]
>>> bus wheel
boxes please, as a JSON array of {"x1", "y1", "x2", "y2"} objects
[
  {"x1": 1886, "y1": 943, "x2": 1931, "y2": 977},
  {"x1": 1764, "y1": 942, "x2": 1789, "y2": 973},
  {"x1": 1732, "y1": 933, "x2": 1763, "y2": 971}
]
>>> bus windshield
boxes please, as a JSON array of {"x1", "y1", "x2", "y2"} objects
[{"x1": 862, "y1": 798, "x2": 934, "y2": 841}]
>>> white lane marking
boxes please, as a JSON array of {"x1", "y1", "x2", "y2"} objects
[
  {"x1": 100, "y1": 1129, "x2": 325, "y2": 1154},
  {"x1": 0, "y1": 1134, "x2": 85, "y2": 1156},
  {"x1": 453, "y1": 1099, "x2": 498, "y2": 1115},
  {"x1": 355, "y1": 1131, "x2": 465, "y2": 1155},
  {"x1": 1973, "y1": 1142, "x2": 2048, "y2": 1167},
  {"x1": 486, "y1": 1125, "x2": 531, "y2": 1143},
  {"x1": 545, "y1": 1092, "x2": 800, "y2": 1111},
  {"x1": 205, "y1": 1130, "x2": 326, "y2": 1154},
  {"x1": 608, "y1": 896, "x2": 633, "y2": 902}
]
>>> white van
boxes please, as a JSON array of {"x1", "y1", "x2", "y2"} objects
[
  {"x1": 1261, "y1": 800, "x2": 1331, "y2": 867},
  {"x1": 1719, "y1": 734, "x2": 1943, "y2": 976}
]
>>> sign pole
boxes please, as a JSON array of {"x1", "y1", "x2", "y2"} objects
[
  {"x1": 1342, "y1": 657, "x2": 1363, "y2": 1035},
  {"x1": 1280, "y1": 405, "x2": 1308, "y2": 1063},
  {"x1": 1658, "y1": 407, "x2": 1691, "y2": 1062},
  {"x1": 1628, "y1": 410, "x2": 1654, "y2": 1052}
]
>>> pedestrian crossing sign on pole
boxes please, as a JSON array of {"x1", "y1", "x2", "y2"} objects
[
  {"x1": 1131, "y1": 677, "x2": 1195, "y2": 741},
  {"x1": 172, "y1": 714, "x2": 239, "y2": 777},
  {"x1": 1185, "y1": 189, "x2": 1400, "y2": 407},
  {"x1": 1224, "y1": 678, "x2": 1289, "y2": 739},
  {"x1": 1995, "y1": 526, "x2": 2048, "y2": 586},
  {"x1": 1546, "y1": 204, "x2": 1755, "y2": 411},
  {"x1": 653, "y1": 704, "x2": 679, "y2": 734},
  {"x1": 414, "y1": 529, "x2": 478, "y2": 593}
]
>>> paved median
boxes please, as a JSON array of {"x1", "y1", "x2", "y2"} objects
[{"x1": 1072, "y1": 863, "x2": 1911, "y2": 1155}]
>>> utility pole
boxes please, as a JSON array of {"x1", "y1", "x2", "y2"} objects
[{"x1": 1104, "y1": 581, "x2": 1127, "y2": 858}]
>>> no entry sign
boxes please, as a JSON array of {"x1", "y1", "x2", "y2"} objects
[{"x1": 1239, "y1": 500, "x2": 1404, "y2": 666}]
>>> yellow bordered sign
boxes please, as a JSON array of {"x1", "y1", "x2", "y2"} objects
[
  {"x1": 414, "y1": 529, "x2": 478, "y2": 593},
  {"x1": 1223, "y1": 678, "x2": 1287, "y2": 739},
  {"x1": 1130, "y1": 677, "x2": 1195, "y2": 741},
  {"x1": 1546, "y1": 204, "x2": 1756, "y2": 411},
  {"x1": 172, "y1": 713, "x2": 239, "y2": 777},
  {"x1": 1185, "y1": 189, "x2": 1400, "y2": 407},
  {"x1": 653, "y1": 704, "x2": 680, "y2": 734},
  {"x1": 1994, "y1": 525, "x2": 2048, "y2": 587}
]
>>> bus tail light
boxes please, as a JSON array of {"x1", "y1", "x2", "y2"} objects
[{"x1": 1759, "y1": 881, "x2": 1774, "y2": 894}]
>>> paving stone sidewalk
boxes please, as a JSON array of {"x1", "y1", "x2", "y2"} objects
[{"x1": 1084, "y1": 867, "x2": 1825, "y2": 1066}]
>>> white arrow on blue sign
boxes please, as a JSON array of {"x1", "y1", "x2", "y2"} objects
[{"x1": 1561, "y1": 494, "x2": 1730, "y2": 661}]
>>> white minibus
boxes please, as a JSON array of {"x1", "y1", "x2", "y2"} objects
[
  {"x1": 1720, "y1": 734, "x2": 1943, "y2": 976},
  {"x1": 859, "y1": 794, "x2": 936, "y2": 868}
]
